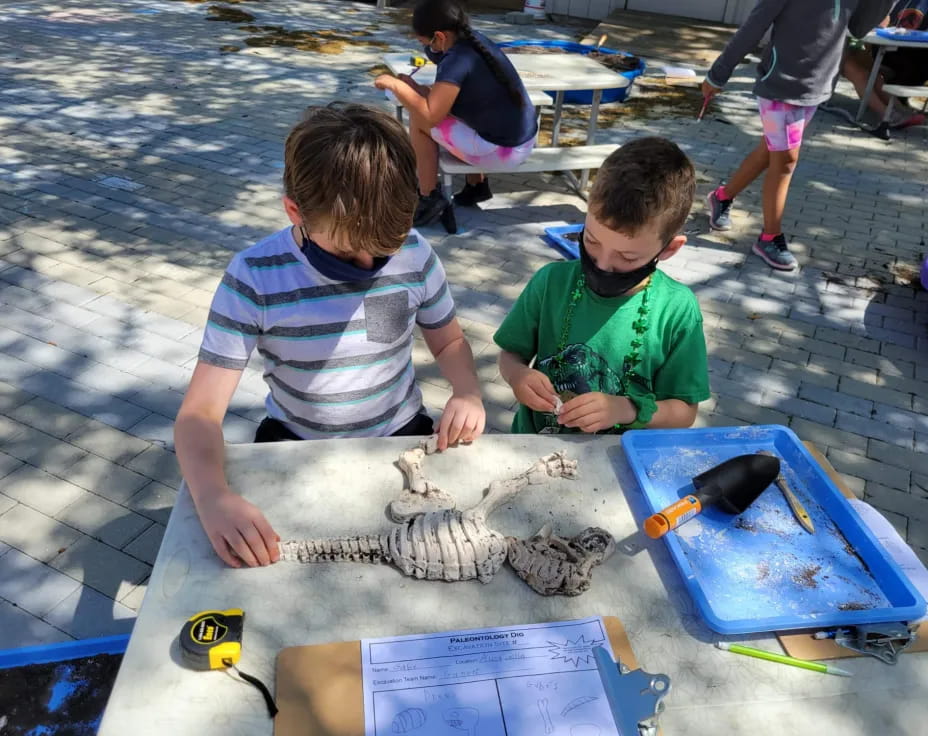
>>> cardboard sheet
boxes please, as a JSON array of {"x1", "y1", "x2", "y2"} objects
[
  {"x1": 778, "y1": 622, "x2": 928, "y2": 660},
  {"x1": 274, "y1": 616, "x2": 637, "y2": 736}
]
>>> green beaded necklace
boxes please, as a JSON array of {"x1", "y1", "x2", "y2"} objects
[{"x1": 553, "y1": 270, "x2": 653, "y2": 397}]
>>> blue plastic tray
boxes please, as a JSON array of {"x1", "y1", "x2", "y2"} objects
[
  {"x1": 876, "y1": 28, "x2": 928, "y2": 42},
  {"x1": 544, "y1": 224, "x2": 582, "y2": 259},
  {"x1": 498, "y1": 40, "x2": 646, "y2": 104},
  {"x1": 622, "y1": 425, "x2": 927, "y2": 634}
]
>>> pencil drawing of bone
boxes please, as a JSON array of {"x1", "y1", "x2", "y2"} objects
[{"x1": 278, "y1": 440, "x2": 582, "y2": 585}]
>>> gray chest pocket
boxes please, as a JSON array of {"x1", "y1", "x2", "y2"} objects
[{"x1": 364, "y1": 291, "x2": 410, "y2": 344}]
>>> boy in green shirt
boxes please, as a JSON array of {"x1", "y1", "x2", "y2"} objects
[{"x1": 495, "y1": 137, "x2": 710, "y2": 434}]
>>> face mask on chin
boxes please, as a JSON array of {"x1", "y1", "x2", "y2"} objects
[{"x1": 579, "y1": 229, "x2": 665, "y2": 298}]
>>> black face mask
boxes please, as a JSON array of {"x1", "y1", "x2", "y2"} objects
[
  {"x1": 579, "y1": 229, "x2": 664, "y2": 298},
  {"x1": 423, "y1": 36, "x2": 445, "y2": 63}
]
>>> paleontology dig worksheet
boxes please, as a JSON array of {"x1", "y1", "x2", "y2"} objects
[{"x1": 361, "y1": 617, "x2": 619, "y2": 736}]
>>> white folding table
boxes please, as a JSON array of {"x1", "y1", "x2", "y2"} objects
[{"x1": 97, "y1": 435, "x2": 928, "y2": 736}]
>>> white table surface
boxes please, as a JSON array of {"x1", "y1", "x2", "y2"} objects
[
  {"x1": 97, "y1": 435, "x2": 928, "y2": 736},
  {"x1": 383, "y1": 52, "x2": 630, "y2": 92}
]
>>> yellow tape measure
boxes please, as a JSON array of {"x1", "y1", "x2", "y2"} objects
[
  {"x1": 409, "y1": 55, "x2": 427, "y2": 67},
  {"x1": 180, "y1": 609, "x2": 244, "y2": 670},
  {"x1": 178, "y1": 609, "x2": 278, "y2": 718}
]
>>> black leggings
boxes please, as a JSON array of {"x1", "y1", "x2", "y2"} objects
[{"x1": 253, "y1": 413, "x2": 435, "y2": 443}]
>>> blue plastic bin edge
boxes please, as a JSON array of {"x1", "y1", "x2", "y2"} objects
[
  {"x1": 544, "y1": 224, "x2": 583, "y2": 260},
  {"x1": 620, "y1": 425, "x2": 928, "y2": 633},
  {"x1": 0, "y1": 633, "x2": 130, "y2": 670}
]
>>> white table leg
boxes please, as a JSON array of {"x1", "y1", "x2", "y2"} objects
[
  {"x1": 856, "y1": 46, "x2": 889, "y2": 123},
  {"x1": 580, "y1": 88, "x2": 603, "y2": 192},
  {"x1": 551, "y1": 90, "x2": 565, "y2": 147}
]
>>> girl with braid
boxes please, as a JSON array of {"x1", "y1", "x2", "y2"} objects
[{"x1": 374, "y1": 0, "x2": 537, "y2": 228}]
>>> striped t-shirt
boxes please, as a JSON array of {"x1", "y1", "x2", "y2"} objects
[{"x1": 199, "y1": 226, "x2": 456, "y2": 439}]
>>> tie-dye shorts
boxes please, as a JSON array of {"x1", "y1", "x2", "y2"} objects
[
  {"x1": 430, "y1": 116, "x2": 535, "y2": 168},
  {"x1": 757, "y1": 97, "x2": 818, "y2": 152}
]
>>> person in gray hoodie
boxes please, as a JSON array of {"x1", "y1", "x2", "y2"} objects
[{"x1": 702, "y1": 0, "x2": 894, "y2": 271}]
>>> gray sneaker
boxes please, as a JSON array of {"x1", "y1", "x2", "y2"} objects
[
  {"x1": 706, "y1": 190, "x2": 733, "y2": 231},
  {"x1": 752, "y1": 234, "x2": 797, "y2": 271}
]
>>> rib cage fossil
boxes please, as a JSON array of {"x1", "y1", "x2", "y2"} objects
[{"x1": 278, "y1": 440, "x2": 614, "y2": 593}]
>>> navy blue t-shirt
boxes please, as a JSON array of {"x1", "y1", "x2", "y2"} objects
[{"x1": 426, "y1": 31, "x2": 537, "y2": 148}]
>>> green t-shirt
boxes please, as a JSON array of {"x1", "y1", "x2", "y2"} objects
[{"x1": 494, "y1": 262, "x2": 711, "y2": 434}]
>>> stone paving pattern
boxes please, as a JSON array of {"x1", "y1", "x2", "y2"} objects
[{"x1": 0, "y1": 0, "x2": 926, "y2": 647}]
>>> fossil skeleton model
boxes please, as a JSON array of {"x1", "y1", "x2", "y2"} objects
[{"x1": 278, "y1": 440, "x2": 614, "y2": 594}]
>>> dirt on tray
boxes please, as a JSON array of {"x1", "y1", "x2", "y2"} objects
[
  {"x1": 838, "y1": 601, "x2": 872, "y2": 611},
  {"x1": 792, "y1": 563, "x2": 822, "y2": 589}
]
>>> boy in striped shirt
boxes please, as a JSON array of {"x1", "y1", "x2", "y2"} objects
[{"x1": 175, "y1": 104, "x2": 485, "y2": 568}]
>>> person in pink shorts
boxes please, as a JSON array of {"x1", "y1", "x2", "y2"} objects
[{"x1": 703, "y1": 0, "x2": 894, "y2": 271}]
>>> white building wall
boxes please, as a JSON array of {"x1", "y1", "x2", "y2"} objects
[{"x1": 548, "y1": 0, "x2": 758, "y2": 24}]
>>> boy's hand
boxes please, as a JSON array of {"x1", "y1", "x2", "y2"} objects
[
  {"x1": 197, "y1": 491, "x2": 280, "y2": 568},
  {"x1": 701, "y1": 80, "x2": 722, "y2": 98},
  {"x1": 511, "y1": 367, "x2": 558, "y2": 414},
  {"x1": 438, "y1": 392, "x2": 486, "y2": 450},
  {"x1": 373, "y1": 74, "x2": 397, "y2": 91},
  {"x1": 558, "y1": 393, "x2": 637, "y2": 433}
]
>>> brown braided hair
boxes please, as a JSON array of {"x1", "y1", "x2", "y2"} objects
[{"x1": 412, "y1": 0, "x2": 525, "y2": 108}]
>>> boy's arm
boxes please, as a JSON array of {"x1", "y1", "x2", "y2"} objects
[
  {"x1": 557, "y1": 394, "x2": 698, "y2": 432},
  {"x1": 848, "y1": 0, "x2": 897, "y2": 38},
  {"x1": 498, "y1": 350, "x2": 558, "y2": 414},
  {"x1": 648, "y1": 399, "x2": 699, "y2": 429},
  {"x1": 175, "y1": 361, "x2": 279, "y2": 568},
  {"x1": 421, "y1": 318, "x2": 486, "y2": 450},
  {"x1": 705, "y1": 0, "x2": 786, "y2": 90}
]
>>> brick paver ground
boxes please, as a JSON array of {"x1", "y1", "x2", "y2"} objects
[{"x1": 1, "y1": 0, "x2": 926, "y2": 647}]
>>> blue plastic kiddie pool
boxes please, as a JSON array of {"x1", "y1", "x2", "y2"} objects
[{"x1": 498, "y1": 40, "x2": 646, "y2": 104}]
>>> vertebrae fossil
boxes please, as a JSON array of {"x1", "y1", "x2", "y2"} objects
[{"x1": 278, "y1": 439, "x2": 613, "y2": 594}]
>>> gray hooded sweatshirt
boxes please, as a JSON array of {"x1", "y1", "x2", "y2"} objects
[{"x1": 707, "y1": 0, "x2": 896, "y2": 106}]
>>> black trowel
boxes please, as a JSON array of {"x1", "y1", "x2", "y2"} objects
[{"x1": 644, "y1": 453, "x2": 781, "y2": 539}]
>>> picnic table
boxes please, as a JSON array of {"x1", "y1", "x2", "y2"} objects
[
  {"x1": 855, "y1": 29, "x2": 928, "y2": 122},
  {"x1": 97, "y1": 434, "x2": 928, "y2": 736},
  {"x1": 383, "y1": 51, "x2": 629, "y2": 147},
  {"x1": 383, "y1": 51, "x2": 630, "y2": 194}
]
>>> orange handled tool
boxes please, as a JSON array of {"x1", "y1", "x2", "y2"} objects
[
  {"x1": 644, "y1": 495, "x2": 703, "y2": 538},
  {"x1": 643, "y1": 453, "x2": 781, "y2": 539}
]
